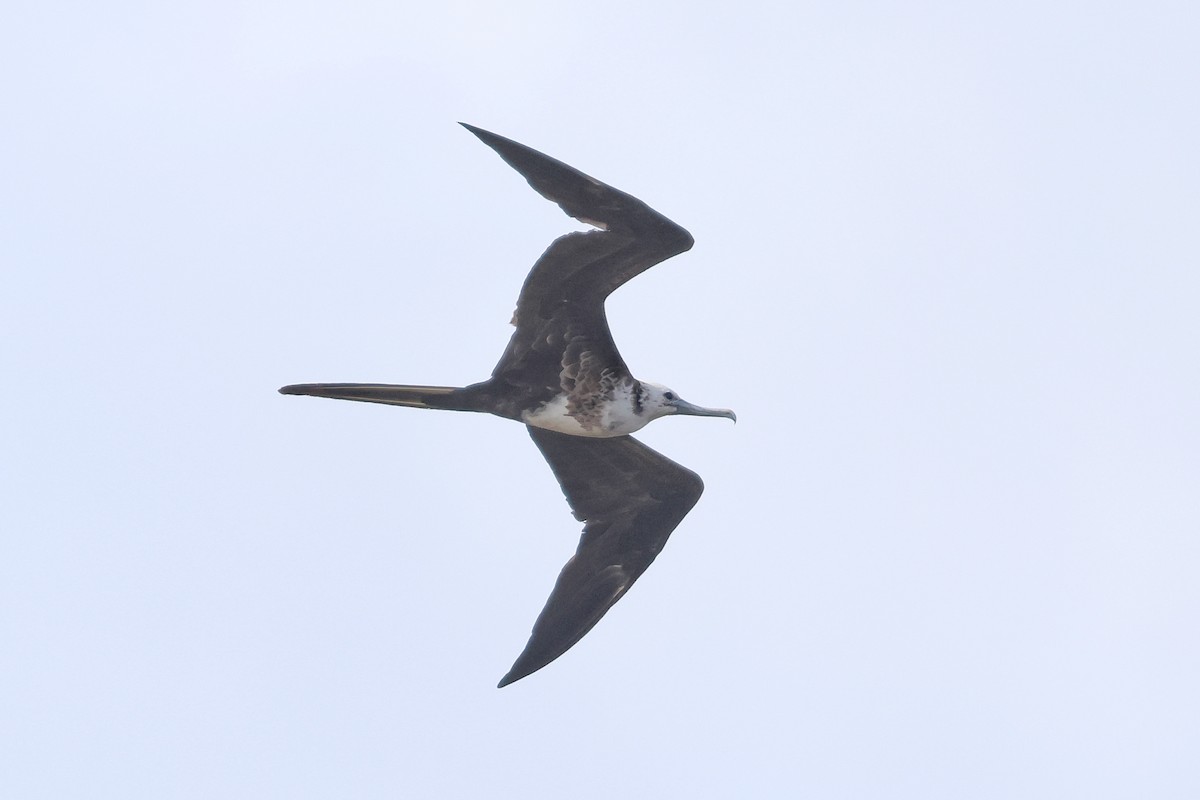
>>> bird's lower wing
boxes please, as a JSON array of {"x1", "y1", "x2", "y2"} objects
[{"x1": 498, "y1": 428, "x2": 705, "y2": 687}]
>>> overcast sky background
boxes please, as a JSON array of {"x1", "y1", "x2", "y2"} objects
[{"x1": 3, "y1": 2, "x2": 1198, "y2": 797}]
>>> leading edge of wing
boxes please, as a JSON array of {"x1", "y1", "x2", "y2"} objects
[
  {"x1": 460, "y1": 122, "x2": 694, "y2": 251},
  {"x1": 498, "y1": 427, "x2": 705, "y2": 688}
]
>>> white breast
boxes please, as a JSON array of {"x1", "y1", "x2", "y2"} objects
[{"x1": 522, "y1": 383, "x2": 650, "y2": 438}]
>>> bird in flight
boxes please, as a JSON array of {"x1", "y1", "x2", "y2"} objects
[{"x1": 281, "y1": 123, "x2": 735, "y2": 687}]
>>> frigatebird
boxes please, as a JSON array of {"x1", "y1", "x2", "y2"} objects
[{"x1": 281, "y1": 124, "x2": 735, "y2": 687}]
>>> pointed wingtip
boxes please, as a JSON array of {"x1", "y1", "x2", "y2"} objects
[
  {"x1": 497, "y1": 668, "x2": 528, "y2": 688},
  {"x1": 459, "y1": 121, "x2": 492, "y2": 141},
  {"x1": 461, "y1": 122, "x2": 512, "y2": 152},
  {"x1": 496, "y1": 660, "x2": 536, "y2": 688}
]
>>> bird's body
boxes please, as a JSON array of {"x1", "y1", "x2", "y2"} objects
[
  {"x1": 521, "y1": 375, "x2": 646, "y2": 437},
  {"x1": 281, "y1": 124, "x2": 734, "y2": 687}
]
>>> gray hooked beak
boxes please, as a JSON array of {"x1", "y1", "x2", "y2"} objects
[{"x1": 670, "y1": 397, "x2": 737, "y2": 423}]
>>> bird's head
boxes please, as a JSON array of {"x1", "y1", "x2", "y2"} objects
[{"x1": 639, "y1": 381, "x2": 737, "y2": 424}]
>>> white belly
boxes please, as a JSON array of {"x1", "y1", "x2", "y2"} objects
[{"x1": 522, "y1": 385, "x2": 649, "y2": 438}]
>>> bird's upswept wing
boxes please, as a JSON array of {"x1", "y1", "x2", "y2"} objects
[
  {"x1": 498, "y1": 426, "x2": 705, "y2": 687},
  {"x1": 460, "y1": 124, "x2": 694, "y2": 402}
]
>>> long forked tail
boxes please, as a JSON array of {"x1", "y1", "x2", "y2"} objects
[{"x1": 278, "y1": 383, "x2": 476, "y2": 412}]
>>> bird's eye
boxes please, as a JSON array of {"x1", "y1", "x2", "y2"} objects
[{"x1": 664, "y1": 392, "x2": 676, "y2": 401}]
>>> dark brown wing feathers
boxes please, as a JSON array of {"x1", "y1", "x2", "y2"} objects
[
  {"x1": 498, "y1": 427, "x2": 705, "y2": 687},
  {"x1": 460, "y1": 124, "x2": 694, "y2": 390}
]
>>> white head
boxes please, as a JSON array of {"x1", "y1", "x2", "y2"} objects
[{"x1": 639, "y1": 381, "x2": 737, "y2": 423}]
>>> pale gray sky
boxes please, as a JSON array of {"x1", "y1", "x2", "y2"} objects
[{"x1": 3, "y1": 2, "x2": 1198, "y2": 797}]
